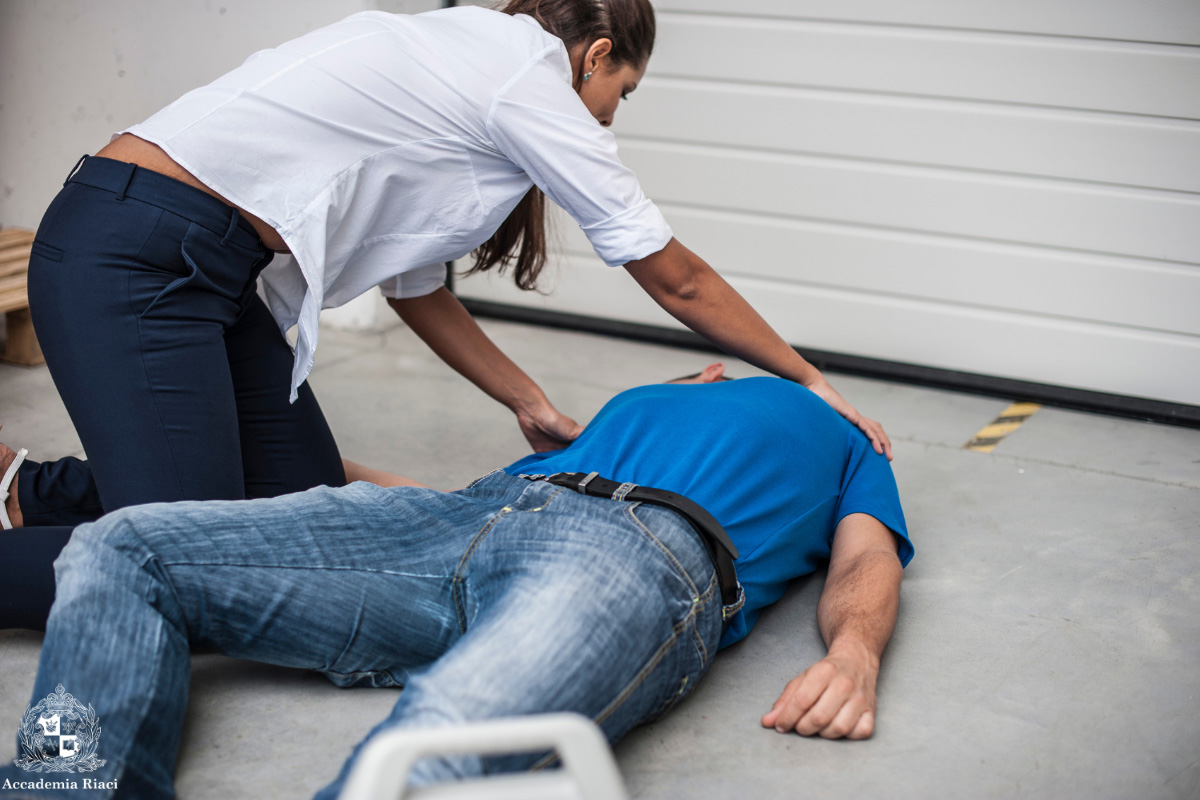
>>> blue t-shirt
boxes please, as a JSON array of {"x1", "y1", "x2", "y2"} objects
[{"x1": 505, "y1": 377, "x2": 913, "y2": 649}]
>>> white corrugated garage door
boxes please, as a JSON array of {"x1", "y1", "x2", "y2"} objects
[{"x1": 457, "y1": 1, "x2": 1200, "y2": 407}]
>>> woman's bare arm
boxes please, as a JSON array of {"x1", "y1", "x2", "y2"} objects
[
  {"x1": 625, "y1": 239, "x2": 892, "y2": 459},
  {"x1": 388, "y1": 287, "x2": 582, "y2": 452}
]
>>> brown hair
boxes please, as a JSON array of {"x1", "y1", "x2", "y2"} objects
[{"x1": 464, "y1": 0, "x2": 657, "y2": 291}]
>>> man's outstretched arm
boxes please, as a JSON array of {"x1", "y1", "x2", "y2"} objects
[{"x1": 761, "y1": 512, "x2": 903, "y2": 739}]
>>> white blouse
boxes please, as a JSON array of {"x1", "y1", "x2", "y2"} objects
[{"x1": 124, "y1": 6, "x2": 672, "y2": 400}]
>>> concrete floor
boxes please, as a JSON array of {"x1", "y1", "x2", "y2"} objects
[{"x1": 1, "y1": 317, "x2": 1198, "y2": 799}]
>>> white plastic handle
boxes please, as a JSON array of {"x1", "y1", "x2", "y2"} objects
[{"x1": 338, "y1": 713, "x2": 628, "y2": 800}]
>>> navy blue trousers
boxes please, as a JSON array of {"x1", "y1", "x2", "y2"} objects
[{"x1": 3, "y1": 156, "x2": 346, "y2": 629}]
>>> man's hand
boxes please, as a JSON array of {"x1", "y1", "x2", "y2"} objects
[
  {"x1": 803, "y1": 377, "x2": 893, "y2": 461},
  {"x1": 517, "y1": 404, "x2": 583, "y2": 453},
  {"x1": 764, "y1": 513, "x2": 903, "y2": 741},
  {"x1": 761, "y1": 643, "x2": 879, "y2": 739}
]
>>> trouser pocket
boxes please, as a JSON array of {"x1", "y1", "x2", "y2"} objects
[
  {"x1": 30, "y1": 239, "x2": 64, "y2": 262},
  {"x1": 133, "y1": 220, "x2": 260, "y2": 321}
]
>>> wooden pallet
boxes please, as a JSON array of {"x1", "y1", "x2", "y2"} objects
[{"x1": 0, "y1": 228, "x2": 44, "y2": 366}]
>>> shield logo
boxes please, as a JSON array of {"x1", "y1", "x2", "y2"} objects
[{"x1": 13, "y1": 684, "x2": 106, "y2": 772}]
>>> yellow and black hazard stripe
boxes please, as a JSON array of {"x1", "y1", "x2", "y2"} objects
[{"x1": 963, "y1": 402, "x2": 1041, "y2": 453}]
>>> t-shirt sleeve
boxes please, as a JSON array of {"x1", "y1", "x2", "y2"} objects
[
  {"x1": 485, "y1": 45, "x2": 673, "y2": 267},
  {"x1": 377, "y1": 263, "x2": 447, "y2": 300},
  {"x1": 835, "y1": 440, "x2": 914, "y2": 567}
]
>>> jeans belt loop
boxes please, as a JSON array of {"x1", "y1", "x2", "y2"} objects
[
  {"x1": 721, "y1": 585, "x2": 746, "y2": 621},
  {"x1": 612, "y1": 482, "x2": 637, "y2": 501}
]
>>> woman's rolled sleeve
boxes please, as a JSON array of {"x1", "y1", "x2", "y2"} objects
[
  {"x1": 581, "y1": 199, "x2": 673, "y2": 267},
  {"x1": 378, "y1": 263, "x2": 447, "y2": 299}
]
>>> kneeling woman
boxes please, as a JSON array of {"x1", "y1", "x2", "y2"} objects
[{"x1": 3, "y1": 1, "x2": 889, "y2": 542}]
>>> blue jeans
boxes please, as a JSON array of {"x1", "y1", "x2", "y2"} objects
[{"x1": 1, "y1": 471, "x2": 723, "y2": 798}]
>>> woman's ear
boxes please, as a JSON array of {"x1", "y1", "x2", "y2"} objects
[{"x1": 584, "y1": 38, "x2": 614, "y2": 74}]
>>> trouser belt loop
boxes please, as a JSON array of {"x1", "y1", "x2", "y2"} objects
[
  {"x1": 63, "y1": 154, "x2": 89, "y2": 187},
  {"x1": 114, "y1": 161, "x2": 137, "y2": 201},
  {"x1": 219, "y1": 207, "x2": 240, "y2": 247}
]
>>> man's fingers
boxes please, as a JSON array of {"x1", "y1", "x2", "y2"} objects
[
  {"x1": 818, "y1": 696, "x2": 870, "y2": 739},
  {"x1": 847, "y1": 710, "x2": 875, "y2": 740},
  {"x1": 764, "y1": 658, "x2": 879, "y2": 739},
  {"x1": 762, "y1": 668, "x2": 830, "y2": 731},
  {"x1": 794, "y1": 674, "x2": 856, "y2": 736}
]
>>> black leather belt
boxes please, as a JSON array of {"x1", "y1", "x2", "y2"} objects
[{"x1": 518, "y1": 471, "x2": 744, "y2": 617}]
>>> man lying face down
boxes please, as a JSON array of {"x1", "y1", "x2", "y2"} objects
[{"x1": 1, "y1": 365, "x2": 913, "y2": 798}]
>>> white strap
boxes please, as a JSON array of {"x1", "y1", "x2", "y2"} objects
[{"x1": 0, "y1": 447, "x2": 28, "y2": 530}]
